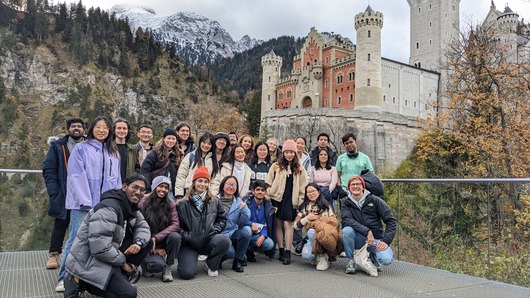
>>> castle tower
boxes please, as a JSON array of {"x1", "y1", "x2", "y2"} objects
[
  {"x1": 354, "y1": 5, "x2": 383, "y2": 112},
  {"x1": 497, "y1": 5, "x2": 519, "y2": 63},
  {"x1": 261, "y1": 50, "x2": 282, "y2": 120},
  {"x1": 408, "y1": 0, "x2": 460, "y2": 71}
]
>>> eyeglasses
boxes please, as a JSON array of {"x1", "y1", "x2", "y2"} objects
[
  {"x1": 306, "y1": 189, "x2": 319, "y2": 194},
  {"x1": 94, "y1": 126, "x2": 109, "y2": 131},
  {"x1": 318, "y1": 154, "x2": 328, "y2": 156},
  {"x1": 130, "y1": 185, "x2": 147, "y2": 193},
  {"x1": 350, "y1": 183, "x2": 363, "y2": 187},
  {"x1": 225, "y1": 183, "x2": 237, "y2": 188},
  {"x1": 70, "y1": 125, "x2": 83, "y2": 129}
]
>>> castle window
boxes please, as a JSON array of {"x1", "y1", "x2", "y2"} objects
[
  {"x1": 325, "y1": 100, "x2": 327, "y2": 106},
  {"x1": 429, "y1": 4, "x2": 432, "y2": 10},
  {"x1": 429, "y1": 21, "x2": 432, "y2": 27},
  {"x1": 368, "y1": 53, "x2": 371, "y2": 61},
  {"x1": 268, "y1": 77, "x2": 271, "y2": 82},
  {"x1": 314, "y1": 59, "x2": 317, "y2": 65},
  {"x1": 350, "y1": 94, "x2": 354, "y2": 102},
  {"x1": 416, "y1": 42, "x2": 419, "y2": 49},
  {"x1": 337, "y1": 74, "x2": 343, "y2": 84},
  {"x1": 429, "y1": 40, "x2": 432, "y2": 46},
  {"x1": 405, "y1": 100, "x2": 408, "y2": 106},
  {"x1": 338, "y1": 96, "x2": 342, "y2": 104},
  {"x1": 452, "y1": 5, "x2": 455, "y2": 11},
  {"x1": 325, "y1": 57, "x2": 329, "y2": 64},
  {"x1": 349, "y1": 72, "x2": 355, "y2": 81},
  {"x1": 388, "y1": 84, "x2": 391, "y2": 88},
  {"x1": 393, "y1": 97, "x2": 396, "y2": 104},
  {"x1": 418, "y1": 7, "x2": 421, "y2": 14},
  {"x1": 325, "y1": 80, "x2": 328, "y2": 87},
  {"x1": 278, "y1": 92, "x2": 284, "y2": 100},
  {"x1": 268, "y1": 95, "x2": 270, "y2": 101},
  {"x1": 414, "y1": 101, "x2": 417, "y2": 108},
  {"x1": 383, "y1": 95, "x2": 386, "y2": 102},
  {"x1": 368, "y1": 30, "x2": 371, "y2": 38},
  {"x1": 287, "y1": 90, "x2": 292, "y2": 98},
  {"x1": 367, "y1": 79, "x2": 371, "y2": 86}
]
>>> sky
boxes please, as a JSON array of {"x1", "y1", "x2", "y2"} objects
[{"x1": 61, "y1": 0, "x2": 530, "y2": 63}]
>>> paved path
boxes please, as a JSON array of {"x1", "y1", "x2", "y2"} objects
[{"x1": 1, "y1": 250, "x2": 528, "y2": 298}]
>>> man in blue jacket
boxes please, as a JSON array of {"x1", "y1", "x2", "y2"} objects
[{"x1": 42, "y1": 117, "x2": 85, "y2": 269}]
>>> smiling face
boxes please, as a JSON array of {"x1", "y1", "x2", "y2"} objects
[
  {"x1": 283, "y1": 150, "x2": 295, "y2": 161},
  {"x1": 256, "y1": 144, "x2": 268, "y2": 160},
  {"x1": 93, "y1": 120, "x2": 110, "y2": 142},
  {"x1": 155, "y1": 183, "x2": 169, "y2": 199},
  {"x1": 318, "y1": 150, "x2": 329, "y2": 164},
  {"x1": 67, "y1": 122, "x2": 84, "y2": 140},
  {"x1": 252, "y1": 186, "x2": 266, "y2": 200},
  {"x1": 223, "y1": 177, "x2": 238, "y2": 196},
  {"x1": 137, "y1": 127, "x2": 153, "y2": 143},
  {"x1": 317, "y1": 135, "x2": 329, "y2": 148},
  {"x1": 177, "y1": 126, "x2": 190, "y2": 141},
  {"x1": 194, "y1": 178, "x2": 209, "y2": 193},
  {"x1": 241, "y1": 136, "x2": 253, "y2": 151},
  {"x1": 295, "y1": 138, "x2": 306, "y2": 153},
  {"x1": 267, "y1": 139, "x2": 277, "y2": 152},
  {"x1": 114, "y1": 121, "x2": 128, "y2": 142},
  {"x1": 306, "y1": 185, "x2": 320, "y2": 203},
  {"x1": 215, "y1": 138, "x2": 227, "y2": 150},
  {"x1": 348, "y1": 177, "x2": 364, "y2": 198},
  {"x1": 233, "y1": 147, "x2": 246, "y2": 162},
  {"x1": 343, "y1": 137, "x2": 357, "y2": 153},
  {"x1": 123, "y1": 180, "x2": 147, "y2": 204},
  {"x1": 200, "y1": 139, "x2": 212, "y2": 154},
  {"x1": 163, "y1": 135, "x2": 177, "y2": 148}
]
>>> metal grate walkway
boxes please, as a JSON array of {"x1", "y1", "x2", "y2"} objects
[{"x1": 0, "y1": 250, "x2": 528, "y2": 298}]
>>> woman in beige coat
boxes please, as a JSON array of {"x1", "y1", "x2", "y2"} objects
[
  {"x1": 210, "y1": 145, "x2": 252, "y2": 197},
  {"x1": 265, "y1": 139, "x2": 307, "y2": 265}
]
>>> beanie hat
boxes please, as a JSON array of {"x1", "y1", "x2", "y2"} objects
[
  {"x1": 347, "y1": 176, "x2": 366, "y2": 189},
  {"x1": 163, "y1": 128, "x2": 178, "y2": 138},
  {"x1": 214, "y1": 132, "x2": 230, "y2": 144},
  {"x1": 151, "y1": 176, "x2": 171, "y2": 191},
  {"x1": 193, "y1": 166, "x2": 211, "y2": 182},
  {"x1": 282, "y1": 139, "x2": 297, "y2": 153}
]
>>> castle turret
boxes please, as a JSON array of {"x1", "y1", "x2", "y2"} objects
[
  {"x1": 261, "y1": 50, "x2": 282, "y2": 120},
  {"x1": 497, "y1": 5, "x2": 519, "y2": 62},
  {"x1": 354, "y1": 5, "x2": 383, "y2": 112}
]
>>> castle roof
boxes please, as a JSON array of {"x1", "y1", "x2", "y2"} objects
[
  {"x1": 267, "y1": 49, "x2": 277, "y2": 56},
  {"x1": 365, "y1": 5, "x2": 373, "y2": 13},
  {"x1": 501, "y1": 5, "x2": 517, "y2": 16}
]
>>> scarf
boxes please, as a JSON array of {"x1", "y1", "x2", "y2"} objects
[{"x1": 191, "y1": 191, "x2": 207, "y2": 211}]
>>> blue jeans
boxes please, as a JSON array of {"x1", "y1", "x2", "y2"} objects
[
  {"x1": 243, "y1": 226, "x2": 274, "y2": 253},
  {"x1": 342, "y1": 226, "x2": 394, "y2": 266},
  {"x1": 58, "y1": 209, "x2": 88, "y2": 282},
  {"x1": 223, "y1": 228, "x2": 251, "y2": 261},
  {"x1": 301, "y1": 229, "x2": 316, "y2": 260}
]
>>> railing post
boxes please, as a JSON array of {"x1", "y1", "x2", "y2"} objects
[
  {"x1": 487, "y1": 182, "x2": 491, "y2": 279},
  {"x1": 397, "y1": 182, "x2": 401, "y2": 261}
]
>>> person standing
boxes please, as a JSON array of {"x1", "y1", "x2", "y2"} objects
[
  {"x1": 214, "y1": 132, "x2": 230, "y2": 166},
  {"x1": 311, "y1": 148, "x2": 339, "y2": 204},
  {"x1": 228, "y1": 131, "x2": 238, "y2": 152},
  {"x1": 210, "y1": 145, "x2": 252, "y2": 197},
  {"x1": 63, "y1": 174, "x2": 151, "y2": 297},
  {"x1": 267, "y1": 138, "x2": 282, "y2": 162},
  {"x1": 135, "y1": 124, "x2": 154, "y2": 166},
  {"x1": 248, "y1": 141, "x2": 272, "y2": 187},
  {"x1": 42, "y1": 117, "x2": 85, "y2": 269},
  {"x1": 113, "y1": 118, "x2": 140, "y2": 182},
  {"x1": 295, "y1": 137, "x2": 312, "y2": 182},
  {"x1": 265, "y1": 139, "x2": 308, "y2": 265},
  {"x1": 335, "y1": 133, "x2": 373, "y2": 193},
  {"x1": 309, "y1": 133, "x2": 338, "y2": 166},
  {"x1": 55, "y1": 116, "x2": 122, "y2": 292},
  {"x1": 175, "y1": 122, "x2": 196, "y2": 156},
  {"x1": 238, "y1": 134, "x2": 255, "y2": 163}
]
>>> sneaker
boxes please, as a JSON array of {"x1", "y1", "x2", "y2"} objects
[
  {"x1": 310, "y1": 257, "x2": 317, "y2": 266},
  {"x1": 198, "y1": 254, "x2": 208, "y2": 261},
  {"x1": 339, "y1": 251, "x2": 346, "y2": 258},
  {"x1": 204, "y1": 262, "x2": 218, "y2": 277},
  {"x1": 316, "y1": 254, "x2": 329, "y2": 271},
  {"x1": 162, "y1": 265, "x2": 173, "y2": 282},
  {"x1": 55, "y1": 280, "x2": 65, "y2": 292},
  {"x1": 345, "y1": 259, "x2": 357, "y2": 274},
  {"x1": 370, "y1": 252, "x2": 382, "y2": 272},
  {"x1": 46, "y1": 252, "x2": 61, "y2": 269},
  {"x1": 127, "y1": 267, "x2": 141, "y2": 284}
]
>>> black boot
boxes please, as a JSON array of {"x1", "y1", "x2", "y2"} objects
[
  {"x1": 295, "y1": 236, "x2": 308, "y2": 254},
  {"x1": 282, "y1": 250, "x2": 291, "y2": 265},
  {"x1": 278, "y1": 248, "x2": 285, "y2": 262},
  {"x1": 246, "y1": 250, "x2": 257, "y2": 262},
  {"x1": 232, "y1": 259, "x2": 244, "y2": 273}
]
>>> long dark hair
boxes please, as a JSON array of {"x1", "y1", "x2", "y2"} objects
[
  {"x1": 218, "y1": 175, "x2": 239, "y2": 198},
  {"x1": 314, "y1": 148, "x2": 332, "y2": 170},
  {"x1": 154, "y1": 136, "x2": 181, "y2": 166},
  {"x1": 250, "y1": 141, "x2": 271, "y2": 165},
  {"x1": 193, "y1": 132, "x2": 218, "y2": 177},
  {"x1": 277, "y1": 151, "x2": 302, "y2": 174},
  {"x1": 299, "y1": 183, "x2": 332, "y2": 213},
  {"x1": 86, "y1": 116, "x2": 118, "y2": 157},
  {"x1": 141, "y1": 185, "x2": 172, "y2": 234}
]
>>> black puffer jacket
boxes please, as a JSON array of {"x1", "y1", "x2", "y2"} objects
[
  {"x1": 340, "y1": 192, "x2": 396, "y2": 245},
  {"x1": 177, "y1": 195, "x2": 227, "y2": 251},
  {"x1": 141, "y1": 149, "x2": 179, "y2": 191}
]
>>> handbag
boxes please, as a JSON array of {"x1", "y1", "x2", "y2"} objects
[{"x1": 354, "y1": 243, "x2": 378, "y2": 277}]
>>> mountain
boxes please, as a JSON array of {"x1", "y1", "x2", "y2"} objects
[{"x1": 111, "y1": 5, "x2": 263, "y2": 65}]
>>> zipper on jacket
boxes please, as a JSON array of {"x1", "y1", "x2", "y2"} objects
[{"x1": 100, "y1": 144, "x2": 105, "y2": 193}]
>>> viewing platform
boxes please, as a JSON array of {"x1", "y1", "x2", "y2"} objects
[{"x1": 1, "y1": 250, "x2": 529, "y2": 298}]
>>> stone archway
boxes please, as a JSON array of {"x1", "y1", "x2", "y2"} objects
[{"x1": 302, "y1": 97, "x2": 312, "y2": 108}]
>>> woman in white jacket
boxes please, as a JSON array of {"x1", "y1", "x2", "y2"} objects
[
  {"x1": 174, "y1": 132, "x2": 219, "y2": 198},
  {"x1": 210, "y1": 145, "x2": 252, "y2": 197}
]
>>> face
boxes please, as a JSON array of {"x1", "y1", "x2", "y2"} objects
[
  {"x1": 229, "y1": 134, "x2": 238, "y2": 145},
  {"x1": 343, "y1": 137, "x2": 357, "y2": 153},
  {"x1": 267, "y1": 139, "x2": 277, "y2": 152},
  {"x1": 234, "y1": 147, "x2": 246, "y2": 162},
  {"x1": 283, "y1": 150, "x2": 295, "y2": 161},
  {"x1": 123, "y1": 180, "x2": 146, "y2": 204},
  {"x1": 67, "y1": 122, "x2": 84, "y2": 140},
  {"x1": 256, "y1": 144, "x2": 268, "y2": 160},
  {"x1": 318, "y1": 136, "x2": 329, "y2": 148},
  {"x1": 241, "y1": 136, "x2": 252, "y2": 150},
  {"x1": 137, "y1": 127, "x2": 153, "y2": 143},
  {"x1": 306, "y1": 186, "x2": 320, "y2": 202},
  {"x1": 163, "y1": 135, "x2": 177, "y2": 148},
  {"x1": 200, "y1": 139, "x2": 212, "y2": 153},
  {"x1": 177, "y1": 126, "x2": 190, "y2": 141},
  {"x1": 155, "y1": 183, "x2": 169, "y2": 199},
  {"x1": 223, "y1": 178, "x2": 238, "y2": 196},
  {"x1": 295, "y1": 138, "x2": 306, "y2": 153},
  {"x1": 92, "y1": 120, "x2": 110, "y2": 142},
  {"x1": 253, "y1": 186, "x2": 266, "y2": 200},
  {"x1": 194, "y1": 178, "x2": 209, "y2": 193},
  {"x1": 348, "y1": 178, "x2": 364, "y2": 197},
  {"x1": 215, "y1": 138, "x2": 227, "y2": 150},
  {"x1": 318, "y1": 150, "x2": 329, "y2": 164},
  {"x1": 114, "y1": 122, "x2": 128, "y2": 141}
]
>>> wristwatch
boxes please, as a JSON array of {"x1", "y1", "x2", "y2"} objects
[{"x1": 134, "y1": 240, "x2": 144, "y2": 247}]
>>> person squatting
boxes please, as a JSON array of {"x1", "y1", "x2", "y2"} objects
[{"x1": 43, "y1": 117, "x2": 396, "y2": 297}]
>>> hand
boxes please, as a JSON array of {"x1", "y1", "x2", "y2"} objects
[
  {"x1": 239, "y1": 202, "x2": 246, "y2": 209},
  {"x1": 366, "y1": 230, "x2": 375, "y2": 246},
  {"x1": 251, "y1": 223, "x2": 259, "y2": 234},
  {"x1": 155, "y1": 248, "x2": 167, "y2": 257},
  {"x1": 121, "y1": 263, "x2": 134, "y2": 273},
  {"x1": 124, "y1": 244, "x2": 141, "y2": 255},
  {"x1": 375, "y1": 241, "x2": 389, "y2": 252},
  {"x1": 256, "y1": 235, "x2": 265, "y2": 247},
  {"x1": 306, "y1": 212, "x2": 318, "y2": 222}
]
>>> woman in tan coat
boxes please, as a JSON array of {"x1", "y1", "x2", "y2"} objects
[{"x1": 265, "y1": 139, "x2": 307, "y2": 265}]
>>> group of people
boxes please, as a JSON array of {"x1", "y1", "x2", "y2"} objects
[{"x1": 43, "y1": 116, "x2": 396, "y2": 298}]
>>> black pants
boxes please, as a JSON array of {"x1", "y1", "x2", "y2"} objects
[
  {"x1": 154, "y1": 232, "x2": 181, "y2": 267},
  {"x1": 64, "y1": 267, "x2": 137, "y2": 298},
  {"x1": 49, "y1": 211, "x2": 70, "y2": 253},
  {"x1": 177, "y1": 234, "x2": 231, "y2": 280}
]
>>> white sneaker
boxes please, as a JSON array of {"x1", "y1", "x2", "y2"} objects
[
  {"x1": 198, "y1": 254, "x2": 208, "y2": 261},
  {"x1": 55, "y1": 280, "x2": 65, "y2": 292},
  {"x1": 316, "y1": 254, "x2": 329, "y2": 271},
  {"x1": 162, "y1": 265, "x2": 173, "y2": 282},
  {"x1": 339, "y1": 251, "x2": 346, "y2": 258},
  {"x1": 204, "y1": 262, "x2": 218, "y2": 277}
]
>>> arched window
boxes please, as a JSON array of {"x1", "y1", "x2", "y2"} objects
[
  {"x1": 349, "y1": 71, "x2": 355, "y2": 81},
  {"x1": 368, "y1": 30, "x2": 371, "y2": 38},
  {"x1": 286, "y1": 90, "x2": 292, "y2": 98},
  {"x1": 337, "y1": 96, "x2": 342, "y2": 104},
  {"x1": 336, "y1": 74, "x2": 343, "y2": 84},
  {"x1": 278, "y1": 91, "x2": 284, "y2": 100},
  {"x1": 350, "y1": 94, "x2": 354, "y2": 102}
]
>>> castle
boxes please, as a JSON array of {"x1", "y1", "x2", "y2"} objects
[{"x1": 260, "y1": 0, "x2": 528, "y2": 171}]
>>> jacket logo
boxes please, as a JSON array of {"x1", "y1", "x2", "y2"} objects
[{"x1": 368, "y1": 203, "x2": 374, "y2": 207}]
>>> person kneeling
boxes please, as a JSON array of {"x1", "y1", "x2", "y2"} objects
[
  {"x1": 64, "y1": 174, "x2": 151, "y2": 298},
  {"x1": 341, "y1": 176, "x2": 396, "y2": 275}
]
